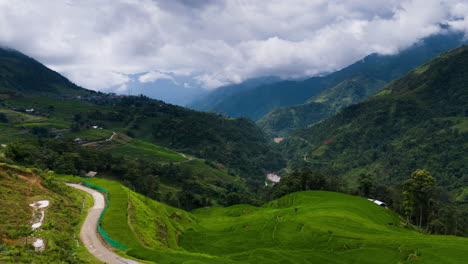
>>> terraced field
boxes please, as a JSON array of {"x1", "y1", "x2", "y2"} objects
[{"x1": 73, "y1": 178, "x2": 468, "y2": 264}]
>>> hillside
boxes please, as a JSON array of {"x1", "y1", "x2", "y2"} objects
[
  {"x1": 57, "y1": 176, "x2": 468, "y2": 264},
  {"x1": 0, "y1": 45, "x2": 288, "y2": 217},
  {"x1": 0, "y1": 48, "x2": 91, "y2": 96},
  {"x1": 0, "y1": 86, "x2": 283, "y2": 184},
  {"x1": 189, "y1": 76, "x2": 281, "y2": 110},
  {"x1": 258, "y1": 33, "x2": 467, "y2": 137},
  {"x1": 0, "y1": 164, "x2": 100, "y2": 263},
  {"x1": 258, "y1": 75, "x2": 385, "y2": 137},
  {"x1": 279, "y1": 45, "x2": 467, "y2": 195}
]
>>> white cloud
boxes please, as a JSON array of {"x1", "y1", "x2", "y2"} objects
[
  {"x1": 116, "y1": 83, "x2": 128, "y2": 93},
  {"x1": 139, "y1": 71, "x2": 177, "y2": 84},
  {"x1": 0, "y1": 0, "x2": 467, "y2": 92}
]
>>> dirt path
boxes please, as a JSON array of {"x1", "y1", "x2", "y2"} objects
[
  {"x1": 66, "y1": 183, "x2": 142, "y2": 264},
  {"x1": 177, "y1": 152, "x2": 195, "y2": 162},
  {"x1": 106, "y1": 132, "x2": 117, "y2": 141},
  {"x1": 83, "y1": 131, "x2": 117, "y2": 146}
]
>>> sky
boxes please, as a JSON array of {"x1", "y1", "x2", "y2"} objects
[{"x1": 0, "y1": 0, "x2": 467, "y2": 104}]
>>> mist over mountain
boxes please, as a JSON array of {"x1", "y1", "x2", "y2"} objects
[
  {"x1": 193, "y1": 32, "x2": 466, "y2": 121},
  {"x1": 257, "y1": 32, "x2": 467, "y2": 136},
  {"x1": 2, "y1": 1, "x2": 468, "y2": 104}
]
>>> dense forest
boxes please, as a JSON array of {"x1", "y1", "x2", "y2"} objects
[
  {"x1": 71, "y1": 95, "x2": 285, "y2": 182},
  {"x1": 278, "y1": 45, "x2": 468, "y2": 235},
  {"x1": 2, "y1": 139, "x2": 257, "y2": 210},
  {"x1": 258, "y1": 33, "x2": 467, "y2": 137},
  {"x1": 0, "y1": 46, "x2": 285, "y2": 186}
]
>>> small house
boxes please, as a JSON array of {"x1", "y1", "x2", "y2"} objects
[
  {"x1": 274, "y1": 137, "x2": 285, "y2": 143},
  {"x1": 367, "y1": 198, "x2": 387, "y2": 208},
  {"x1": 85, "y1": 171, "x2": 97, "y2": 178}
]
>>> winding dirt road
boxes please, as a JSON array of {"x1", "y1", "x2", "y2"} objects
[{"x1": 67, "y1": 183, "x2": 142, "y2": 264}]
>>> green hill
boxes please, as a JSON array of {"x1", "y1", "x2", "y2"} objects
[
  {"x1": 279, "y1": 45, "x2": 467, "y2": 214},
  {"x1": 0, "y1": 164, "x2": 100, "y2": 263},
  {"x1": 0, "y1": 48, "x2": 91, "y2": 96},
  {"x1": 189, "y1": 76, "x2": 281, "y2": 111},
  {"x1": 0, "y1": 46, "x2": 285, "y2": 207},
  {"x1": 60, "y1": 176, "x2": 468, "y2": 264},
  {"x1": 177, "y1": 191, "x2": 468, "y2": 264},
  {"x1": 257, "y1": 33, "x2": 466, "y2": 137},
  {"x1": 0, "y1": 86, "x2": 283, "y2": 183},
  {"x1": 257, "y1": 75, "x2": 386, "y2": 137}
]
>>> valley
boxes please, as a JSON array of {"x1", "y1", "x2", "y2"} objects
[{"x1": 0, "y1": 13, "x2": 467, "y2": 263}]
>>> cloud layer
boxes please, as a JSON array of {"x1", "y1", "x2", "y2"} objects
[{"x1": 0, "y1": 0, "x2": 467, "y2": 92}]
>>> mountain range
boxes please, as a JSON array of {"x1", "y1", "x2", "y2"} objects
[
  {"x1": 191, "y1": 33, "x2": 466, "y2": 136},
  {"x1": 280, "y1": 45, "x2": 468, "y2": 192}
]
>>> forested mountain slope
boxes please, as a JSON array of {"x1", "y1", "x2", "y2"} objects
[
  {"x1": 189, "y1": 76, "x2": 281, "y2": 110},
  {"x1": 280, "y1": 45, "x2": 468, "y2": 189},
  {"x1": 0, "y1": 47, "x2": 285, "y2": 210},
  {"x1": 258, "y1": 33, "x2": 467, "y2": 137},
  {"x1": 0, "y1": 48, "x2": 91, "y2": 96}
]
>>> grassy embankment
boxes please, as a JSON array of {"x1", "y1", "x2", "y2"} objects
[
  {"x1": 76, "y1": 177, "x2": 468, "y2": 264},
  {"x1": 0, "y1": 163, "x2": 102, "y2": 263}
]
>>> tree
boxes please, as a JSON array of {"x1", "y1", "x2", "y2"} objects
[
  {"x1": 403, "y1": 169, "x2": 436, "y2": 227},
  {"x1": 358, "y1": 173, "x2": 374, "y2": 197},
  {"x1": 0, "y1": 113, "x2": 8, "y2": 123},
  {"x1": 402, "y1": 190, "x2": 414, "y2": 224}
]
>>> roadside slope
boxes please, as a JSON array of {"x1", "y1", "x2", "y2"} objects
[{"x1": 67, "y1": 183, "x2": 142, "y2": 264}]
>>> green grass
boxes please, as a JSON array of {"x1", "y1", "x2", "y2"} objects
[
  {"x1": 0, "y1": 109, "x2": 46, "y2": 123},
  {"x1": 0, "y1": 164, "x2": 103, "y2": 263},
  {"x1": 75, "y1": 178, "x2": 468, "y2": 264},
  {"x1": 94, "y1": 133, "x2": 185, "y2": 162},
  {"x1": 373, "y1": 89, "x2": 391, "y2": 97},
  {"x1": 82, "y1": 178, "x2": 198, "y2": 250},
  {"x1": 64, "y1": 128, "x2": 113, "y2": 141},
  {"x1": 83, "y1": 178, "x2": 141, "y2": 249},
  {"x1": 180, "y1": 159, "x2": 233, "y2": 182},
  {"x1": 3, "y1": 96, "x2": 107, "y2": 120},
  {"x1": 445, "y1": 117, "x2": 468, "y2": 132},
  {"x1": 177, "y1": 191, "x2": 468, "y2": 264}
]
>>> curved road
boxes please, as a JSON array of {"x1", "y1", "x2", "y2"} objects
[{"x1": 67, "y1": 183, "x2": 142, "y2": 264}]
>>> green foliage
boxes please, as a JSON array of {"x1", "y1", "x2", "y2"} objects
[
  {"x1": 358, "y1": 173, "x2": 374, "y2": 197},
  {"x1": 403, "y1": 169, "x2": 437, "y2": 227},
  {"x1": 174, "y1": 191, "x2": 468, "y2": 264},
  {"x1": 258, "y1": 76, "x2": 386, "y2": 137},
  {"x1": 0, "y1": 44, "x2": 284, "y2": 184},
  {"x1": 0, "y1": 164, "x2": 99, "y2": 263},
  {"x1": 0, "y1": 47, "x2": 91, "y2": 96},
  {"x1": 102, "y1": 96, "x2": 285, "y2": 181},
  {"x1": 280, "y1": 45, "x2": 468, "y2": 236},
  {"x1": 77, "y1": 177, "x2": 468, "y2": 264},
  {"x1": 258, "y1": 33, "x2": 467, "y2": 137},
  {"x1": 80, "y1": 177, "x2": 198, "y2": 252},
  {"x1": 81, "y1": 180, "x2": 128, "y2": 250},
  {"x1": 266, "y1": 168, "x2": 341, "y2": 200},
  {"x1": 0, "y1": 113, "x2": 8, "y2": 123}
]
